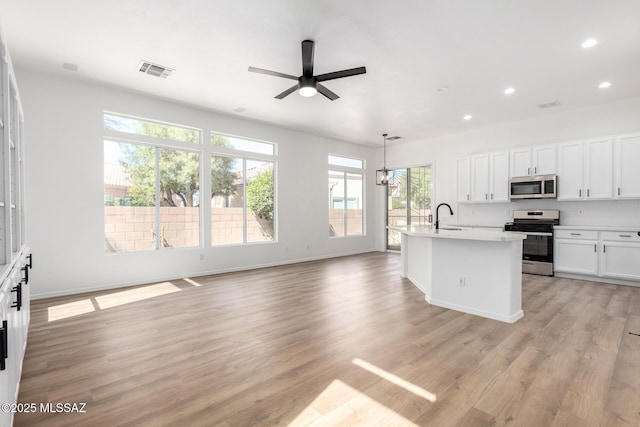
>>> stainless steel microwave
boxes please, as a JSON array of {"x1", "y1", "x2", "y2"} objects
[{"x1": 509, "y1": 175, "x2": 557, "y2": 199}]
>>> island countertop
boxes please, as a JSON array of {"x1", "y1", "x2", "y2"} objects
[
  {"x1": 392, "y1": 224, "x2": 525, "y2": 323},
  {"x1": 388, "y1": 225, "x2": 526, "y2": 242}
]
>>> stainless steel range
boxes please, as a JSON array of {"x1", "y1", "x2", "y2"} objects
[{"x1": 504, "y1": 210, "x2": 560, "y2": 276}]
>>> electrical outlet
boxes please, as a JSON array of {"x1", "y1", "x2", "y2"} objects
[{"x1": 458, "y1": 277, "x2": 466, "y2": 287}]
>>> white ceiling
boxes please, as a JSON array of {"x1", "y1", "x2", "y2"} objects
[{"x1": 1, "y1": 0, "x2": 639, "y2": 146}]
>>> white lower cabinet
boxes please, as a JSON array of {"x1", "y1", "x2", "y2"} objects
[
  {"x1": 555, "y1": 228, "x2": 640, "y2": 283},
  {"x1": 600, "y1": 232, "x2": 640, "y2": 281},
  {"x1": 0, "y1": 251, "x2": 31, "y2": 427},
  {"x1": 554, "y1": 230, "x2": 598, "y2": 275}
]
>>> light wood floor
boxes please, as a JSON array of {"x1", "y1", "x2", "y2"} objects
[{"x1": 14, "y1": 252, "x2": 640, "y2": 426}]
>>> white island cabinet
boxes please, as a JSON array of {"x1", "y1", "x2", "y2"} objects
[{"x1": 390, "y1": 226, "x2": 526, "y2": 323}]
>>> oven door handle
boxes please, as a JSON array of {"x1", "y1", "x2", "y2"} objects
[{"x1": 523, "y1": 232, "x2": 553, "y2": 236}]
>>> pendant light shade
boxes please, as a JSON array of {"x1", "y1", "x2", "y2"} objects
[{"x1": 376, "y1": 133, "x2": 389, "y2": 185}]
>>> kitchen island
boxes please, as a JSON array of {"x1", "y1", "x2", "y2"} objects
[{"x1": 390, "y1": 226, "x2": 526, "y2": 323}]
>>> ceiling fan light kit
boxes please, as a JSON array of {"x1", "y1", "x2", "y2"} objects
[{"x1": 248, "y1": 40, "x2": 366, "y2": 100}]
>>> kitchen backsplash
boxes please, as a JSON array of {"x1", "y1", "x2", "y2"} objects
[{"x1": 453, "y1": 199, "x2": 640, "y2": 228}]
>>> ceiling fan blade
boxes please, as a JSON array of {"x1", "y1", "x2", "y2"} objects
[
  {"x1": 274, "y1": 84, "x2": 299, "y2": 99},
  {"x1": 248, "y1": 66, "x2": 298, "y2": 80},
  {"x1": 301, "y1": 40, "x2": 314, "y2": 76},
  {"x1": 317, "y1": 83, "x2": 339, "y2": 101},
  {"x1": 316, "y1": 66, "x2": 367, "y2": 82}
]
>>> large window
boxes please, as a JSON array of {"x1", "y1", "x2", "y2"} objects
[
  {"x1": 104, "y1": 114, "x2": 201, "y2": 252},
  {"x1": 211, "y1": 133, "x2": 276, "y2": 245},
  {"x1": 104, "y1": 115, "x2": 277, "y2": 251},
  {"x1": 329, "y1": 155, "x2": 364, "y2": 237}
]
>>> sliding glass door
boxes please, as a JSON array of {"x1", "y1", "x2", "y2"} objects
[{"x1": 386, "y1": 165, "x2": 433, "y2": 250}]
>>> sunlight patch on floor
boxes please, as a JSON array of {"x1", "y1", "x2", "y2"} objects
[
  {"x1": 47, "y1": 299, "x2": 95, "y2": 322},
  {"x1": 47, "y1": 281, "x2": 183, "y2": 321},
  {"x1": 353, "y1": 358, "x2": 437, "y2": 402},
  {"x1": 287, "y1": 379, "x2": 419, "y2": 427},
  {"x1": 182, "y1": 277, "x2": 202, "y2": 287},
  {"x1": 95, "y1": 282, "x2": 181, "y2": 309}
]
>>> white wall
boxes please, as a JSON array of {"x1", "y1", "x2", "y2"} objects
[
  {"x1": 17, "y1": 68, "x2": 378, "y2": 298},
  {"x1": 376, "y1": 97, "x2": 640, "y2": 249}
]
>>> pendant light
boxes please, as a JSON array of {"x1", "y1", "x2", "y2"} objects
[{"x1": 376, "y1": 133, "x2": 389, "y2": 185}]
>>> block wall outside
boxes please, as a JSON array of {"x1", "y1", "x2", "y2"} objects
[
  {"x1": 104, "y1": 207, "x2": 273, "y2": 251},
  {"x1": 328, "y1": 208, "x2": 364, "y2": 236}
]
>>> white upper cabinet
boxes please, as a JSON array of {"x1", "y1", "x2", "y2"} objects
[
  {"x1": 557, "y1": 138, "x2": 613, "y2": 200},
  {"x1": 585, "y1": 137, "x2": 613, "y2": 199},
  {"x1": 557, "y1": 141, "x2": 584, "y2": 200},
  {"x1": 471, "y1": 154, "x2": 489, "y2": 202},
  {"x1": 456, "y1": 157, "x2": 471, "y2": 202},
  {"x1": 510, "y1": 148, "x2": 531, "y2": 178},
  {"x1": 465, "y1": 151, "x2": 509, "y2": 203},
  {"x1": 489, "y1": 151, "x2": 510, "y2": 202},
  {"x1": 458, "y1": 132, "x2": 638, "y2": 205},
  {"x1": 615, "y1": 134, "x2": 640, "y2": 199},
  {"x1": 532, "y1": 145, "x2": 557, "y2": 176},
  {"x1": 510, "y1": 145, "x2": 556, "y2": 178}
]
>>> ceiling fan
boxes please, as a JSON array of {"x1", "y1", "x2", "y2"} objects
[{"x1": 248, "y1": 40, "x2": 366, "y2": 101}]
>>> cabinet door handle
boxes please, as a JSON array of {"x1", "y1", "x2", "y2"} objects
[
  {"x1": 0, "y1": 320, "x2": 7, "y2": 371},
  {"x1": 603, "y1": 244, "x2": 606, "y2": 253},
  {"x1": 11, "y1": 284, "x2": 22, "y2": 311},
  {"x1": 534, "y1": 166, "x2": 537, "y2": 174},
  {"x1": 594, "y1": 244, "x2": 596, "y2": 252},
  {"x1": 485, "y1": 193, "x2": 488, "y2": 200},
  {"x1": 527, "y1": 167, "x2": 530, "y2": 175},
  {"x1": 579, "y1": 189, "x2": 582, "y2": 197},
  {"x1": 619, "y1": 234, "x2": 632, "y2": 238},
  {"x1": 570, "y1": 233, "x2": 582, "y2": 236},
  {"x1": 491, "y1": 193, "x2": 494, "y2": 200},
  {"x1": 467, "y1": 194, "x2": 470, "y2": 201},
  {"x1": 22, "y1": 265, "x2": 29, "y2": 285},
  {"x1": 618, "y1": 187, "x2": 621, "y2": 196},
  {"x1": 587, "y1": 189, "x2": 590, "y2": 197}
]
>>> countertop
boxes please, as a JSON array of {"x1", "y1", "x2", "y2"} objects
[
  {"x1": 555, "y1": 225, "x2": 640, "y2": 232},
  {"x1": 444, "y1": 223, "x2": 505, "y2": 229},
  {"x1": 388, "y1": 225, "x2": 526, "y2": 242}
]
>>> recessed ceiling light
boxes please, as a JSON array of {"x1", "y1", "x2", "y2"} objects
[
  {"x1": 436, "y1": 86, "x2": 449, "y2": 93},
  {"x1": 598, "y1": 81, "x2": 612, "y2": 89},
  {"x1": 504, "y1": 87, "x2": 516, "y2": 95},
  {"x1": 581, "y1": 38, "x2": 598, "y2": 48},
  {"x1": 463, "y1": 115, "x2": 472, "y2": 121}
]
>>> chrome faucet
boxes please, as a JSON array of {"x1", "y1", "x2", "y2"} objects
[{"x1": 435, "y1": 203, "x2": 454, "y2": 230}]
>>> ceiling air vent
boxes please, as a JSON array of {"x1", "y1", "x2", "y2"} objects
[
  {"x1": 538, "y1": 100, "x2": 561, "y2": 109},
  {"x1": 138, "y1": 61, "x2": 175, "y2": 79}
]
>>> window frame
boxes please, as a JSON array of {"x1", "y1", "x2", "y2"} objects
[
  {"x1": 103, "y1": 113, "x2": 204, "y2": 253},
  {"x1": 210, "y1": 131, "x2": 277, "y2": 246},
  {"x1": 104, "y1": 138, "x2": 203, "y2": 252},
  {"x1": 328, "y1": 155, "x2": 365, "y2": 238}
]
